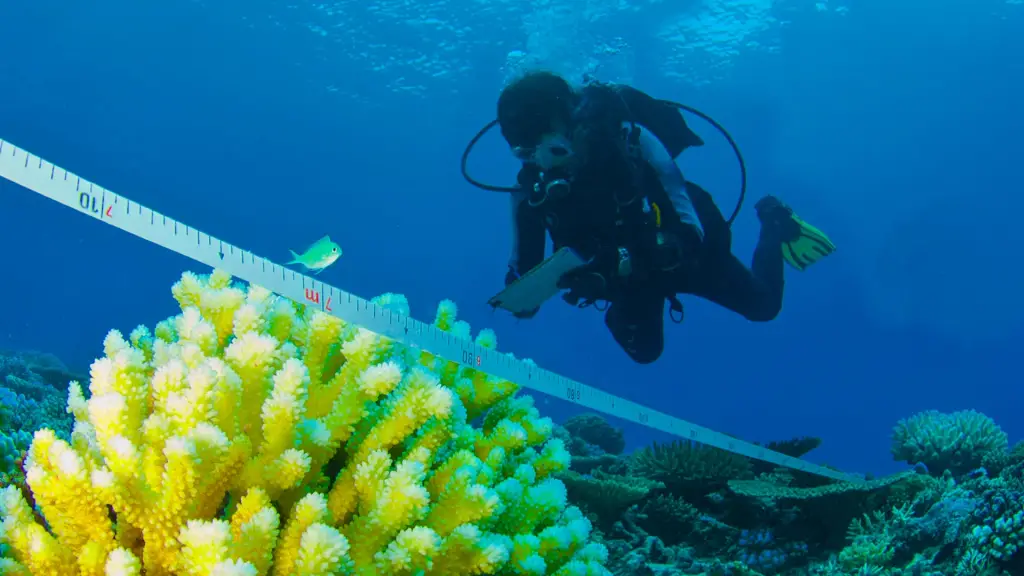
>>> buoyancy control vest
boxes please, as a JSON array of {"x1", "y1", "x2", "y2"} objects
[
  {"x1": 515, "y1": 84, "x2": 705, "y2": 301},
  {"x1": 515, "y1": 121, "x2": 671, "y2": 279}
]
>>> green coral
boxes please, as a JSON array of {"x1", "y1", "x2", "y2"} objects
[
  {"x1": 724, "y1": 470, "x2": 920, "y2": 554},
  {"x1": 636, "y1": 494, "x2": 711, "y2": 547},
  {"x1": 564, "y1": 413, "x2": 625, "y2": 455},
  {"x1": 838, "y1": 532, "x2": 895, "y2": 572},
  {"x1": 981, "y1": 439, "x2": 1024, "y2": 477},
  {"x1": 884, "y1": 471, "x2": 943, "y2": 510},
  {"x1": 833, "y1": 504, "x2": 914, "y2": 574},
  {"x1": 728, "y1": 470, "x2": 916, "y2": 501},
  {"x1": 0, "y1": 430, "x2": 30, "y2": 486},
  {"x1": 630, "y1": 440, "x2": 752, "y2": 493},
  {"x1": 845, "y1": 503, "x2": 914, "y2": 542},
  {"x1": 891, "y1": 410, "x2": 1008, "y2": 477},
  {"x1": 966, "y1": 477, "x2": 1024, "y2": 562},
  {"x1": 559, "y1": 469, "x2": 663, "y2": 523},
  {"x1": 957, "y1": 549, "x2": 997, "y2": 575},
  {"x1": 569, "y1": 454, "x2": 623, "y2": 475}
]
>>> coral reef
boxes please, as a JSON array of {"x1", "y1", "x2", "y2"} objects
[
  {"x1": 564, "y1": 415, "x2": 625, "y2": 456},
  {"x1": 0, "y1": 269, "x2": 610, "y2": 575},
  {"x1": 560, "y1": 470, "x2": 663, "y2": 527},
  {"x1": 1, "y1": 349, "x2": 85, "y2": 399},
  {"x1": 1, "y1": 272, "x2": 1021, "y2": 576},
  {"x1": 0, "y1": 350, "x2": 76, "y2": 488},
  {"x1": 548, "y1": 410, "x2": 1023, "y2": 576}
]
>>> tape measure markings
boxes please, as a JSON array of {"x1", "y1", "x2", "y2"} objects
[{"x1": 0, "y1": 136, "x2": 863, "y2": 484}]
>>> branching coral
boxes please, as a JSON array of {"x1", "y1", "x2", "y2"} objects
[
  {"x1": 562, "y1": 415, "x2": 624, "y2": 456},
  {"x1": 634, "y1": 494, "x2": 705, "y2": 547},
  {"x1": 630, "y1": 440, "x2": 752, "y2": 494},
  {"x1": 0, "y1": 269, "x2": 611, "y2": 576},
  {"x1": 558, "y1": 470, "x2": 662, "y2": 523},
  {"x1": 891, "y1": 410, "x2": 1009, "y2": 477}
]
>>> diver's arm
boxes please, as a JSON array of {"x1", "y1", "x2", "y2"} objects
[
  {"x1": 504, "y1": 186, "x2": 547, "y2": 319},
  {"x1": 506, "y1": 186, "x2": 547, "y2": 285},
  {"x1": 635, "y1": 125, "x2": 704, "y2": 238}
]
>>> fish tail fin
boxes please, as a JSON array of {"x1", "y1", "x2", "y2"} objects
[{"x1": 287, "y1": 250, "x2": 302, "y2": 265}]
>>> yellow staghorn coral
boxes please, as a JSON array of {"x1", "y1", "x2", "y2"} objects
[{"x1": 0, "y1": 269, "x2": 610, "y2": 576}]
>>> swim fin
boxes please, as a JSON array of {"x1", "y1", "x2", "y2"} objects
[{"x1": 755, "y1": 196, "x2": 836, "y2": 271}]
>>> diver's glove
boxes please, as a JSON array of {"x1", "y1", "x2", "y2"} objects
[
  {"x1": 557, "y1": 265, "x2": 611, "y2": 308},
  {"x1": 755, "y1": 195, "x2": 836, "y2": 271}
]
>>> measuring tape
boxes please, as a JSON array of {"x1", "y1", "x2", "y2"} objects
[{"x1": 0, "y1": 137, "x2": 863, "y2": 484}]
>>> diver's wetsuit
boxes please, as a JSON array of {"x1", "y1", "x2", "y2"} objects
[{"x1": 505, "y1": 154, "x2": 786, "y2": 365}]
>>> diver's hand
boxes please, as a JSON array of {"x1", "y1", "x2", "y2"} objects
[
  {"x1": 556, "y1": 265, "x2": 594, "y2": 290},
  {"x1": 557, "y1": 266, "x2": 609, "y2": 303},
  {"x1": 504, "y1": 266, "x2": 519, "y2": 287},
  {"x1": 557, "y1": 261, "x2": 607, "y2": 289}
]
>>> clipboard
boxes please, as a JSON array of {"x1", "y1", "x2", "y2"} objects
[{"x1": 488, "y1": 247, "x2": 586, "y2": 315}]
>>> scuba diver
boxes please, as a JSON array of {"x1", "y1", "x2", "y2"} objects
[{"x1": 461, "y1": 71, "x2": 836, "y2": 364}]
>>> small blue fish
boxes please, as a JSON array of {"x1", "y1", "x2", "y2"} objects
[{"x1": 287, "y1": 235, "x2": 342, "y2": 275}]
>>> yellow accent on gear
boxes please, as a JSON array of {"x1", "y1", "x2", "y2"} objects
[{"x1": 651, "y1": 202, "x2": 662, "y2": 228}]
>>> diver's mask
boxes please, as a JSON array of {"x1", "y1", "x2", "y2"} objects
[
  {"x1": 513, "y1": 133, "x2": 576, "y2": 206},
  {"x1": 512, "y1": 132, "x2": 575, "y2": 171}
]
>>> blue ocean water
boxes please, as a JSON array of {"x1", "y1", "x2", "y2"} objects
[{"x1": 0, "y1": 0, "x2": 1020, "y2": 481}]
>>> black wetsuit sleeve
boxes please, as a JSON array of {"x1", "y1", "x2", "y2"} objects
[{"x1": 505, "y1": 174, "x2": 547, "y2": 285}]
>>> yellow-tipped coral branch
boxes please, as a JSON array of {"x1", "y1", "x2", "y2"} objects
[{"x1": 0, "y1": 269, "x2": 610, "y2": 576}]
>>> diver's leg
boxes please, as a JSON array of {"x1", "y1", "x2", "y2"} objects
[
  {"x1": 603, "y1": 282, "x2": 666, "y2": 364},
  {"x1": 690, "y1": 225, "x2": 786, "y2": 322}
]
